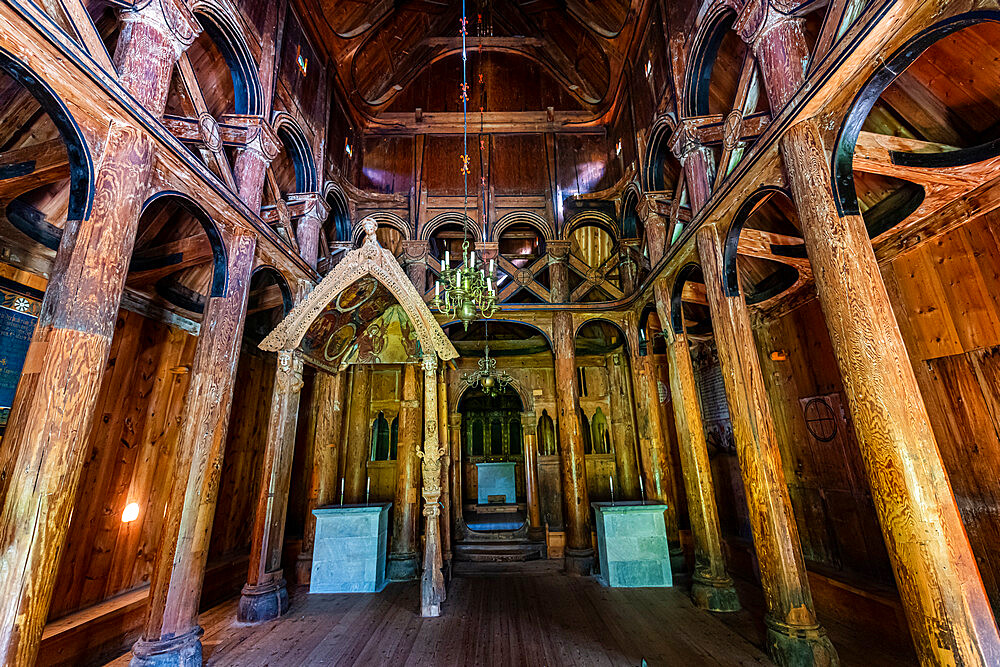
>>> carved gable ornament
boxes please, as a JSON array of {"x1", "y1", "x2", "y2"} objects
[{"x1": 260, "y1": 218, "x2": 458, "y2": 368}]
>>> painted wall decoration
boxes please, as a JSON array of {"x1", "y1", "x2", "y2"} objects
[
  {"x1": 0, "y1": 277, "x2": 42, "y2": 433},
  {"x1": 299, "y1": 276, "x2": 421, "y2": 370}
]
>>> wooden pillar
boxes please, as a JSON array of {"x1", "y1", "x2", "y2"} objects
[
  {"x1": 449, "y1": 413, "x2": 463, "y2": 540},
  {"x1": 402, "y1": 240, "x2": 430, "y2": 293},
  {"x1": 343, "y1": 364, "x2": 372, "y2": 504},
  {"x1": 669, "y1": 121, "x2": 715, "y2": 213},
  {"x1": 522, "y1": 411, "x2": 544, "y2": 539},
  {"x1": 548, "y1": 240, "x2": 593, "y2": 574},
  {"x1": 419, "y1": 353, "x2": 446, "y2": 616},
  {"x1": 293, "y1": 194, "x2": 329, "y2": 270},
  {"x1": 640, "y1": 194, "x2": 669, "y2": 265},
  {"x1": 238, "y1": 350, "x2": 304, "y2": 622},
  {"x1": 781, "y1": 118, "x2": 1000, "y2": 665},
  {"x1": 619, "y1": 239, "x2": 640, "y2": 294},
  {"x1": 696, "y1": 225, "x2": 836, "y2": 665},
  {"x1": 133, "y1": 233, "x2": 258, "y2": 666},
  {"x1": 629, "y1": 348, "x2": 683, "y2": 572},
  {"x1": 438, "y1": 369, "x2": 452, "y2": 575},
  {"x1": 297, "y1": 369, "x2": 347, "y2": 584},
  {"x1": 0, "y1": 3, "x2": 197, "y2": 663},
  {"x1": 389, "y1": 363, "x2": 422, "y2": 581},
  {"x1": 608, "y1": 351, "x2": 641, "y2": 499},
  {"x1": 231, "y1": 117, "x2": 280, "y2": 213},
  {"x1": 663, "y1": 322, "x2": 740, "y2": 612}
]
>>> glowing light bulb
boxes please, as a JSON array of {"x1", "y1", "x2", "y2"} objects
[{"x1": 121, "y1": 502, "x2": 140, "y2": 523}]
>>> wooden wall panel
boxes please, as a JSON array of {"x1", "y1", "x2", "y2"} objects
[
  {"x1": 360, "y1": 136, "x2": 413, "y2": 194},
  {"x1": 424, "y1": 135, "x2": 482, "y2": 196},
  {"x1": 556, "y1": 134, "x2": 618, "y2": 197},
  {"x1": 278, "y1": 5, "x2": 325, "y2": 129},
  {"x1": 208, "y1": 347, "x2": 275, "y2": 560},
  {"x1": 49, "y1": 310, "x2": 197, "y2": 621},
  {"x1": 492, "y1": 135, "x2": 547, "y2": 196},
  {"x1": 753, "y1": 299, "x2": 893, "y2": 584}
]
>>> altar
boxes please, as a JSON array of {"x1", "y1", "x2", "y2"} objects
[
  {"x1": 476, "y1": 462, "x2": 516, "y2": 504},
  {"x1": 592, "y1": 501, "x2": 673, "y2": 588},
  {"x1": 310, "y1": 503, "x2": 391, "y2": 593}
]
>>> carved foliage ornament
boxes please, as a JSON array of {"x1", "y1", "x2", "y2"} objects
[{"x1": 259, "y1": 218, "x2": 459, "y2": 362}]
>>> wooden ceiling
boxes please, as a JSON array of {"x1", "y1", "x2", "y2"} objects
[{"x1": 296, "y1": 0, "x2": 644, "y2": 126}]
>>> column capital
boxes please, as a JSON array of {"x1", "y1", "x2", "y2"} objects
[
  {"x1": 735, "y1": 0, "x2": 805, "y2": 53},
  {"x1": 288, "y1": 192, "x2": 330, "y2": 224},
  {"x1": 223, "y1": 115, "x2": 281, "y2": 163},
  {"x1": 474, "y1": 241, "x2": 499, "y2": 262},
  {"x1": 421, "y1": 353, "x2": 438, "y2": 375},
  {"x1": 668, "y1": 119, "x2": 712, "y2": 165},
  {"x1": 401, "y1": 239, "x2": 430, "y2": 264},
  {"x1": 275, "y1": 349, "x2": 305, "y2": 393},
  {"x1": 546, "y1": 239, "x2": 572, "y2": 264},
  {"x1": 121, "y1": 0, "x2": 201, "y2": 60}
]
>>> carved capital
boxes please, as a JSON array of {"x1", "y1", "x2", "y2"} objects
[
  {"x1": 224, "y1": 114, "x2": 281, "y2": 163},
  {"x1": 735, "y1": 0, "x2": 805, "y2": 53},
  {"x1": 401, "y1": 240, "x2": 430, "y2": 264},
  {"x1": 421, "y1": 353, "x2": 438, "y2": 375},
  {"x1": 668, "y1": 119, "x2": 711, "y2": 164},
  {"x1": 275, "y1": 349, "x2": 305, "y2": 394},
  {"x1": 121, "y1": 0, "x2": 201, "y2": 60},
  {"x1": 288, "y1": 192, "x2": 330, "y2": 226},
  {"x1": 474, "y1": 242, "x2": 499, "y2": 262},
  {"x1": 546, "y1": 240, "x2": 572, "y2": 264}
]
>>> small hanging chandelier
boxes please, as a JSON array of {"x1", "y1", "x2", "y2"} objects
[
  {"x1": 461, "y1": 340, "x2": 513, "y2": 398},
  {"x1": 430, "y1": 0, "x2": 495, "y2": 331}
]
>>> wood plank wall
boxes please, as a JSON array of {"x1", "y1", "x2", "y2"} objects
[{"x1": 48, "y1": 310, "x2": 197, "y2": 621}]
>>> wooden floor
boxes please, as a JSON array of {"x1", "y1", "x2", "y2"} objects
[{"x1": 105, "y1": 562, "x2": 914, "y2": 666}]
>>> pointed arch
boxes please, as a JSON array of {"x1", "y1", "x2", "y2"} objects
[{"x1": 260, "y1": 218, "x2": 458, "y2": 362}]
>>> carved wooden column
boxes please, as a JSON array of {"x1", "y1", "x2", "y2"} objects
[
  {"x1": 0, "y1": 2, "x2": 198, "y2": 662},
  {"x1": 290, "y1": 193, "x2": 329, "y2": 270},
  {"x1": 639, "y1": 194, "x2": 669, "y2": 265},
  {"x1": 229, "y1": 116, "x2": 280, "y2": 213},
  {"x1": 239, "y1": 350, "x2": 304, "y2": 622},
  {"x1": 782, "y1": 118, "x2": 1000, "y2": 665},
  {"x1": 522, "y1": 411, "x2": 544, "y2": 539},
  {"x1": 548, "y1": 240, "x2": 593, "y2": 574},
  {"x1": 402, "y1": 240, "x2": 430, "y2": 293},
  {"x1": 133, "y1": 233, "x2": 258, "y2": 666},
  {"x1": 669, "y1": 121, "x2": 715, "y2": 213},
  {"x1": 628, "y1": 344, "x2": 683, "y2": 572},
  {"x1": 437, "y1": 369, "x2": 452, "y2": 574},
  {"x1": 697, "y1": 225, "x2": 836, "y2": 665},
  {"x1": 618, "y1": 239, "x2": 641, "y2": 294},
  {"x1": 419, "y1": 353, "x2": 446, "y2": 616},
  {"x1": 297, "y1": 369, "x2": 348, "y2": 584},
  {"x1": 662, "y1": 320, "x2": 740, "y2": 612},
  {"x1": 389, "y1": 363, "x2": 422, "y2": 581},
  {"x1": 608, "y1": 351, "x2": 641, "y2": 499},
  {"x1": 449, "y1": 413, "x2": 463, "y2": 540},
  {"x1": 343, "y1": 364, "x2": 372, "y2": 504}
]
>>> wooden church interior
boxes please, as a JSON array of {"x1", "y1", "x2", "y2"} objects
[{"x1": 2, "y1": 0, "x2": 1000, "y2": 664}]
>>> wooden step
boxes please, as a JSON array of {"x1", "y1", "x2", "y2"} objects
[{"x1": 453, "y1": 540, "x2": 546, "y2": 563}]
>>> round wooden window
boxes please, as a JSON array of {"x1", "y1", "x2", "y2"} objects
[{"x1": 803, "y1": 398, "x2": 837, "y2": 442}]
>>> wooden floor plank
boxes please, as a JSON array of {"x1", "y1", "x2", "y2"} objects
[{"x1": 101, "y1": 567, "x2": 915, "y2": 666}]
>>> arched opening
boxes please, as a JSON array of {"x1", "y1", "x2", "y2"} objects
[
  {"x1": 458, "y1": 384, "x2": 526, "y2": 532},
  {"x1": 568, "y1": 223, "x2": 618, "y2": 302},
  {"x1": 573, "y1": 319, "x2": 641, "y2": 501},
  {"x1": 497, "y1": 219, "x2": 548, "y2": 303},
  {"x1": 722, "y1": 188, "x2": 807, "y2": 307}
]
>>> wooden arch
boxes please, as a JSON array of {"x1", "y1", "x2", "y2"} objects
[{"x1": 260, "y1": 217, "x2": 458, "y2": 362}]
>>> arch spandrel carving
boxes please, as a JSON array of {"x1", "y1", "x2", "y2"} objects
[{"x1": 260, "y1": 218, "x2": 459, "y2": 363}]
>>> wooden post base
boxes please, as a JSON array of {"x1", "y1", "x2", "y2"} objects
[
  {"x1": 129, "y1": 627, "x2": 203, "y2": 667},
  {"x1": 236, "y1": 576, "x2": 289, "y2": 624},
  {"x1": 563, "y1": 547, "x2": 594, "y2": 576},
  {"x1": 387, "y1": 552, "x2": 420, "y2": 581},
  {"x1": 691, "y1": 574, "x2": 741, "y2": 613},
  {"x1": 765, "y1": 616, "x2": 839, "y2": 667}
]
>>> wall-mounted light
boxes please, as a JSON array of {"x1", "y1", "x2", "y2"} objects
[
  {"x1": 121, "y1": 502, "x2": 140, "y2": 523},
  {"x1": 615, "y1": 140, "x2": 622, "y2": 155},
  {"x1": 296, "y1": 45, "x2": 308, "y2": 77},
  {"x1": 645, "y1": 60, "x2": 653, "y2": 77},
  {"x1": 770, "y1": 350, "x2": 788, "y2": 361},
  {"x1": 344, "y1": 138, "x2": 353, "y2": 159}
]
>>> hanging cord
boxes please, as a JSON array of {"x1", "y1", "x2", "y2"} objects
[{"x1": 460, "y1": 0, "x2": 469, "y2": 255}]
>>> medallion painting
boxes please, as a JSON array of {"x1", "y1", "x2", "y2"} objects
[{"x1": 300, "y1": 276, "x2": 421, "y2": 371}]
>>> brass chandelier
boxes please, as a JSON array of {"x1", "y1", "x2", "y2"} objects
[
  {"x1": 430, "y1": 0, "x2": 495, "y2": 331},
  {"x1": 460, "y1": 321, "x2": 513, "y2": 397}
]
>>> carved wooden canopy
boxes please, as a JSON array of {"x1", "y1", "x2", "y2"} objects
[{"x1": 260, "y1": 218, "x2": 459, "y2": 365}]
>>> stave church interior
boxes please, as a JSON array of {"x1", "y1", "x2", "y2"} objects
[{"x1": 0, "y1": 0, "x2": 1000, "y2": 664}]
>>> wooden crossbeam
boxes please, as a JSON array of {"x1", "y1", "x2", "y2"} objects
[
  {"x1": 0, "y1": 139, "x2": 69, "y2": 200},
  {"x1": 127, "y1": 234, "x2": 214, "y2": 287}
]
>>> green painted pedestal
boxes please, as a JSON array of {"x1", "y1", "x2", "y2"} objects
[
  {"x1": 310, "y1": 503, "x2": 390, "y2": 593},
  {"x1": 592, "y1": 501, "x2": 673, "y2": 588}
]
